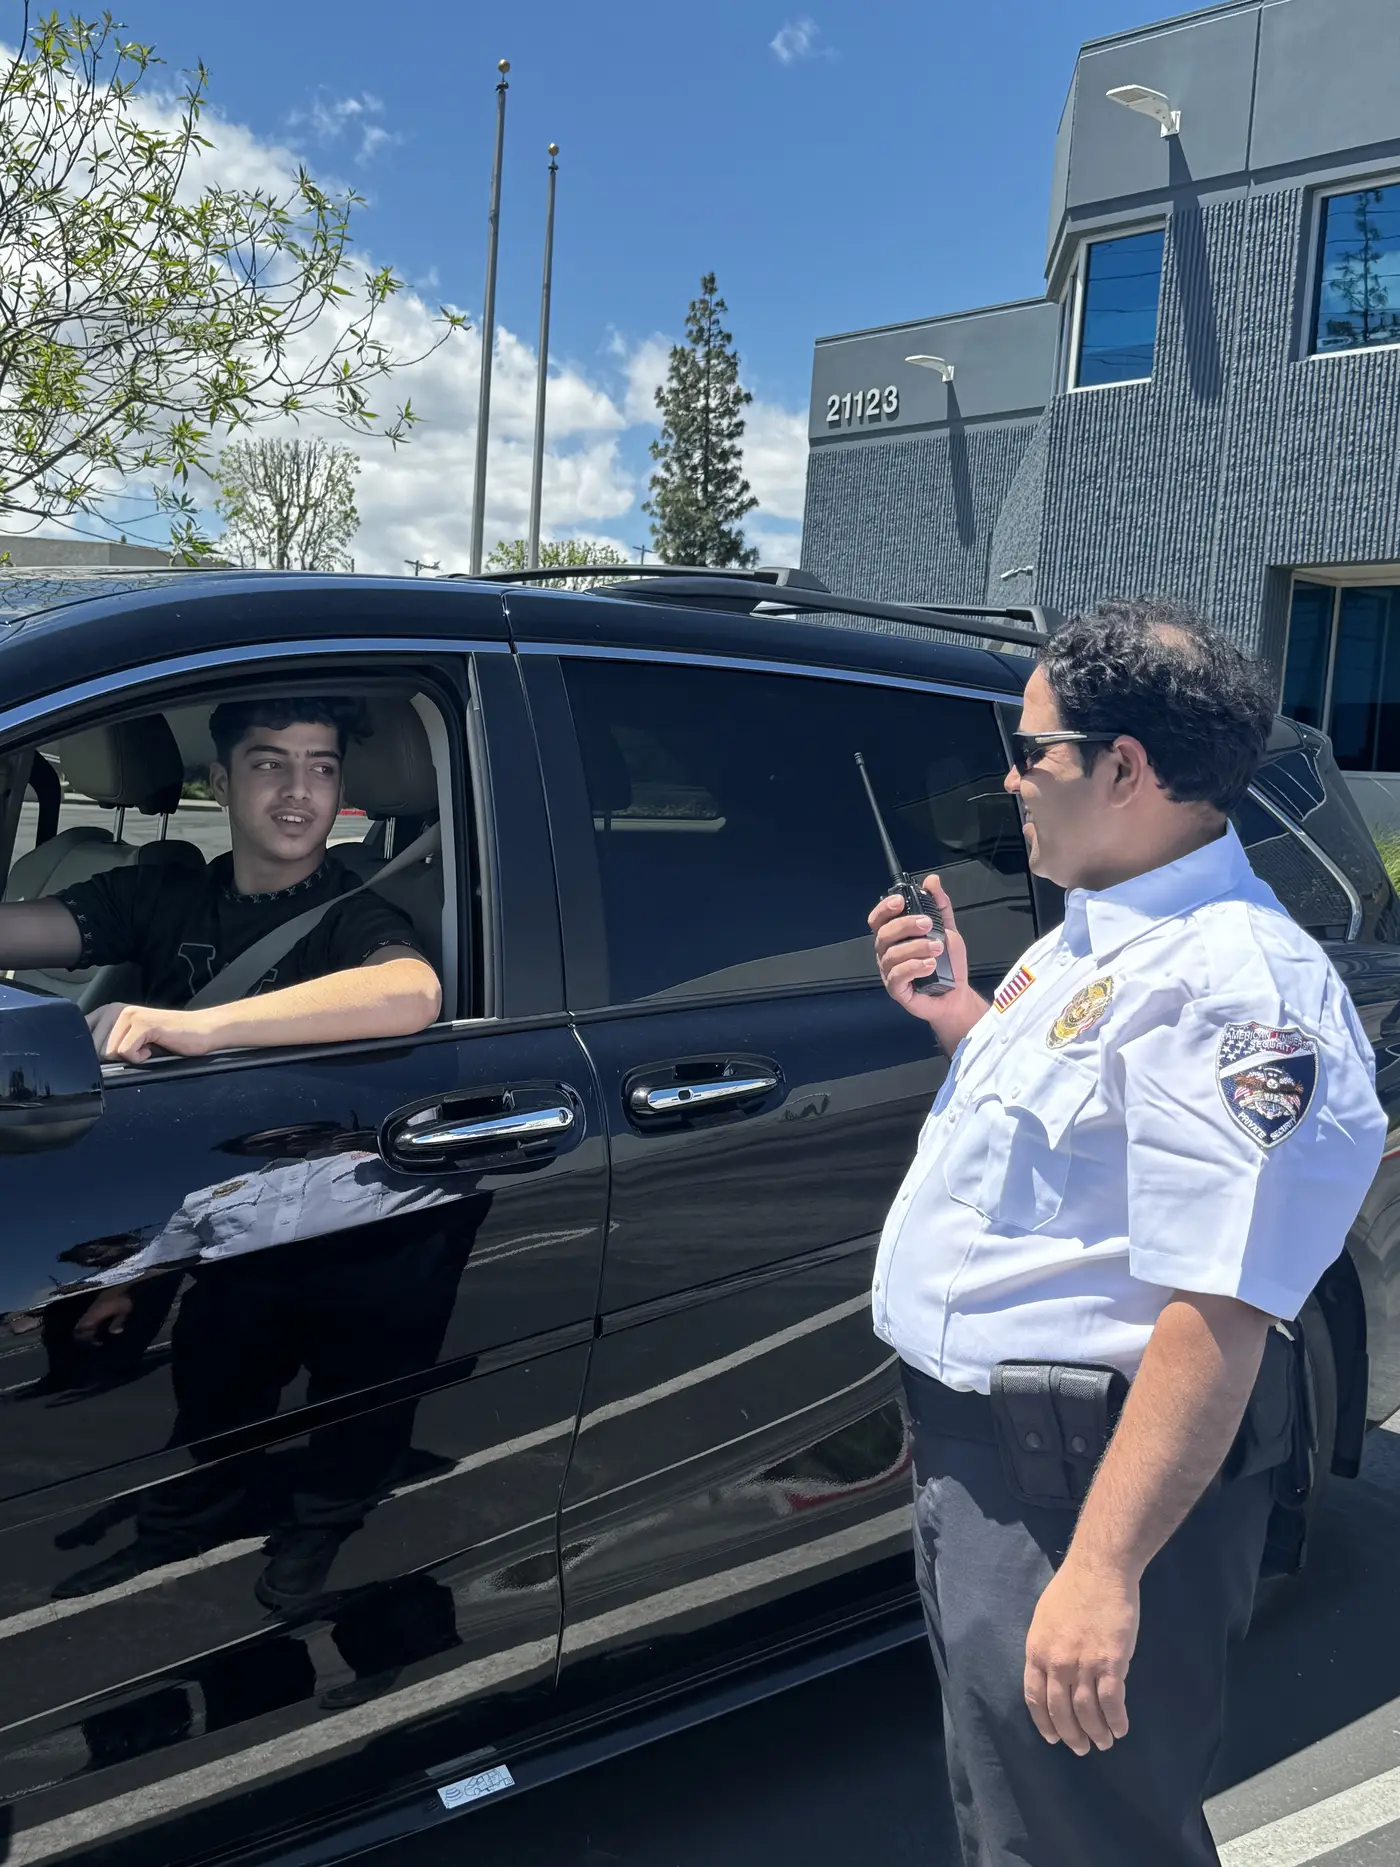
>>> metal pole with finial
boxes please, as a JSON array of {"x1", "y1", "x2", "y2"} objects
[
  {"x1": 526, "y1": 144, "x2": 560, "y2": 573},
  {"x1": 469, "y1": 59, "x2": 510, "y2": 577}
]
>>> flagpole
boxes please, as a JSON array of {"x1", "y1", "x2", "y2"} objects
[
  {"x1": 468, "y1": 59, "x2": 510, "y2": 577},
  {"x1": 526, "y1": 144, "x2": 559, "y2": 573}
]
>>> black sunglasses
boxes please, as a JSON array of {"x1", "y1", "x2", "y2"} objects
[{"x1": 1010, "y1": 730, "x2": 1120, "y2": 776}]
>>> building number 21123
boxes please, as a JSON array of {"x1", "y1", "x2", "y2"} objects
[{"x1": 827, "y1": 385, "x2": 899, "y2": 425}]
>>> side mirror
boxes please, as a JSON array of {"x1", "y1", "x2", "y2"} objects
[{"x1": 0, "y1": 982, "x2": 103, "y2": 1153}]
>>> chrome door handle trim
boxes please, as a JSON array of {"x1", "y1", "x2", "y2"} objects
[
  {"x1": 399, "y1": 1105, "x2": 575, "y2": 1150},
  {"x1": 629, "y1": 1074, "x2": 779, "y2": 1114}
]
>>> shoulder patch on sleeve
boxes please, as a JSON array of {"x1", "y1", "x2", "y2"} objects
[{"x1": 1217, "y1": 1023, "x2": 1318, "y2": 1149}]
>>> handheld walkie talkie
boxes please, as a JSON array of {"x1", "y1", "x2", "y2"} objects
[{"x1": 855, "y1": 752, "x2": 956, "y2": 995}]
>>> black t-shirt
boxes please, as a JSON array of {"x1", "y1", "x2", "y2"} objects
[{"x1": 56, "y1": 854, "x2": 424, "y2": 1009}]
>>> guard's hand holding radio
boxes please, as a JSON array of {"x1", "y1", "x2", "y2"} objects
[{"x1": 857, "y1": 752, "x2": 959, "y2": 999}]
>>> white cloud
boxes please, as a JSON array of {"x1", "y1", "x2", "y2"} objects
[
  {"x1": 610, "y1": 332, "x2": 673, "y2": 425},
  {"x1": 743, "y1": 401, "x2": 808, "y2": 522},
  {"x1": 289, "y1": 91, "x2": 402, "y2": 167},
  {"x1": 745, "y1": 519, "x2": 804, "y2": 568},
  {"x1": 770, "y1": 18, "x2": 831, "y2": 64},
  {"x1": 0, "y1": 67, "x2": 806, "y2": 571},
  {"x1": 244, "y1": 302, "x2": 641, "y2": 573}
]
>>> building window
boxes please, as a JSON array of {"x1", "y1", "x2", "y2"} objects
[
  {"x1": 1312, "y1": 182, "x2": 1400, "y2": 354},
  {"x1": 1281, "y1": 580, "x2": 1400, "y2": 771},
  {"x1": 1074, "y1": 228, "x2": 1165, "y2": 388}
]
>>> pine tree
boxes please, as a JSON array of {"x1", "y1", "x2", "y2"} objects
[{"x1": 645, "y1": 273, "x2": 759, "y2": 567}]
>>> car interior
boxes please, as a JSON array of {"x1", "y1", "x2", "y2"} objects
[{"x1": 0, "y1": 690, "x2": 456, "y2": 1023}]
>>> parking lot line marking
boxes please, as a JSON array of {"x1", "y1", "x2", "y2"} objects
[
  {"x1": 2, "y1": 1635, "x2": 560, "y2": 1866},
  {"x1": 1217, "y1": 1763, "x2": 1400, "y2": 1865},
  {"x1": 0, "y1": 1416, "x2": 577, "y2": 1644},
  {"x1": 579, "y1": 1292, "x2": 874, "y2": 1431},
  {"x1": 2, "y1": 1508, "x2": 914, "y2": 1862},
  {"x1": 0, "y1": 1538, "x2": 269, "y2": 1642},
  {"x1": 0, "y1": 1305, "x2": 894, "y2": 1648},
  {"x1": 562, "y1": 1506, "x2": 911, "y2": 1654}
]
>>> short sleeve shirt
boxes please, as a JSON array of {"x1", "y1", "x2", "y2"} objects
[
  {"x1": 55, "y1": 853, "x2": 423, "y2": 1008},
  {"x1": 871, "y1": 825, "x2": 1387, "y2": 1393}
]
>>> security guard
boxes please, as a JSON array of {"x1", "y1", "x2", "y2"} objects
[{"x1": 869, "y1": 598, "x2": 1386, "y2": 1867}]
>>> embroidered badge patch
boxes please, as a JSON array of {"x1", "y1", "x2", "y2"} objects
[
  {"x1": 1217, "y1": 1023, "x2": 1318, "y2": 1149},
  {"x1": 994, "y1": 965, "x2": 1035, "y2": 1014},
  {"x1": 1047, "y1": 975, "x2": 1115, "y2": 1049}
]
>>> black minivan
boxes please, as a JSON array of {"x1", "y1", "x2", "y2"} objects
[{"x1": 0, "y1": 565, "x2": 1396, "y2": 1867}]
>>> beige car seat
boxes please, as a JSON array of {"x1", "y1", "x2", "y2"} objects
[
  {"x1": 337, "y1": 699, "x2": 443, "y2": 976},
  {"x1": 5, "y1": 717, "x2": 203, "y2": 1003}
]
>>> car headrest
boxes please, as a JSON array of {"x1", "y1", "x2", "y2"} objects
[
  {"x1": 59, "y1": 717, "x2": 185, "y2": 813},
  {"x1": 342, "y1": 699, "x2": 438, "y2": 818}
]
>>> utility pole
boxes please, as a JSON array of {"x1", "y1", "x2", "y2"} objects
[
  {"x1": 526, "y1": 143, "x2": 560, "y2": 572},
  {"x1": 404, "y1": 558, "x2": 441, "y2": 578},
  {"x1": 468, "y1": 59, "x2": 510, "y2": 577}
]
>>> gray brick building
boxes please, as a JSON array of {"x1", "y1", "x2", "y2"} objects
[{"x1": 800, "y1": 0, "x2": 1400, "y2": 825}]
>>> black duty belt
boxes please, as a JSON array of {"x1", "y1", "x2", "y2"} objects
[
  {"x1": 900, "y1": 1329, "x2": 1304, "y2": 1517},
  {"x1": 900, "y1": 1362, "x2": 998, "y2": 1444}
]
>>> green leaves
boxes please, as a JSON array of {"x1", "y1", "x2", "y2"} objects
[
  {"x1": 0, "y1": 7, "x2": 464, "y2": 547},
  {"x1": 645, "y1": 272, "x2": 758, "y2": 569},
  {"x1": 485, "y1": 537, "x2": 631, "y2": 589}
]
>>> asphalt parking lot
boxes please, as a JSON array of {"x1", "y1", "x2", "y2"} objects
[{"x1": 384, "y1": 1421, "x2": 1400, "y2": 1867}]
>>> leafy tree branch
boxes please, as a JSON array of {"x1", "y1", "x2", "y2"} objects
[{"x1": 0, "y1": 8, "x2": 464, "y2": 550}]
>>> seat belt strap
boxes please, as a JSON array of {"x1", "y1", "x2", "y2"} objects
[{"x1": 183, "y1": 823, "x2": 442, "y2": 1011}]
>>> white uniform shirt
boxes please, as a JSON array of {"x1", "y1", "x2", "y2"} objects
[
  {"x1": 87, "y1": 1155, "x2": 464, "y2": 1285},
  {"x1": 872, "y1": 825, "x2": 1388, "y2": 1393}
]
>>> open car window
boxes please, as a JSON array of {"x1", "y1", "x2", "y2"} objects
[{"x1": 0, "y1": 679, "x2": 462, "y2": 1045}]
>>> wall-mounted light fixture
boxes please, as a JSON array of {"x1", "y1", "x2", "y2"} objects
[
  {"x1": 1106, "y1": 83, "x2": 1180, "y2": 137},
  {"x1": 905, "y1": 354, "x2": 954, "y2": 383}
]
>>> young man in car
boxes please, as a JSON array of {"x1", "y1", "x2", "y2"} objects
[{"x1": 0, "y1": 696, "x2": 441, "y2": 1059}]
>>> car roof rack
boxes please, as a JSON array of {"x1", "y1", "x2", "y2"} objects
[{"x1": 466, "y1": 562, "x2": 1050, "y2": 651}]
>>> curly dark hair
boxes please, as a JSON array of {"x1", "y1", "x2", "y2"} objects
[
  {"x1": 209, "y1": 696, "x2": 368, "y2": 768},
  {"x1": 1040, "y1": 598, "x2": 1275, "y2": 813}
]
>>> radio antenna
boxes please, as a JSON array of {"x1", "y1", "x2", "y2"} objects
[{"x1": 854, "y1": 751, "x2": 903, "y2": 876}]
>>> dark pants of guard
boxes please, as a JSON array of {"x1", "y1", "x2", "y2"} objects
[{"x1": 902, "y1": 1362, "x2": 1275, "y2": 1867}]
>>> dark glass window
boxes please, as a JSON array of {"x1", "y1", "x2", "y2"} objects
[
  {"x1": 1231, "y1": 794, "x2": 1353, "y2": 941},
  {"x1": 1280, "y1": 583, "x2": 1333, "y2": 733},
  {"x1": 1076, "y1": 229, "x2": 1164, "y2": 387},
  {"x1": 1313, "y1": 183, "x2": 1400, "y2": 354},
  {"x1": 561, "y1": 660, "x2": 1034, "y2": 1005},
  {"x1": 1329, "y1": 588, "x2": 1400, "y2": 772},
  {"x1": 1281, "y1": 582, "x2": 1400, "y2": 772}
]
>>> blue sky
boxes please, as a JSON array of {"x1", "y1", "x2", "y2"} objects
[{"x1": 20, "y1": 0, "x2": 1164, "y2": 568}]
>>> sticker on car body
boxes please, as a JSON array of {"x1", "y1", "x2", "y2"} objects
[{"x1": 437, "y1": 1763, "x2": 516, "y2": 1810}]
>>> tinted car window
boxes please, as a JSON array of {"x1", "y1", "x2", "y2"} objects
[
  {"x1": 562, "y1": 658, "x2": 1034, "y2": 1003},
  {"x1": 1232, "y1": 793, "x2": 1353, "y2": 940}
]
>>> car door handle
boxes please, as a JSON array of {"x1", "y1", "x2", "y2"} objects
[
  {"x1": 629, "y1": 1074, "x2": 779, "y2": 1115},
  {"x1": 398, "y1": 1105, "x2": 575, "y2": 1151},
  {"x1": 381, "y1": 1083, "x2": 582, "y2": 1171}
]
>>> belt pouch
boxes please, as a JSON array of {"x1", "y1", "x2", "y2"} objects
[
  {"x1": 1224, "y1": 1324, "x2": 1299, "y2": 1482},
  {"x1": 1250, "y1": 1323, "x2": 1317, "y2": 1577},
  {"x1": 989, "y1": 1360, "x2": 1129, "y2": 1508}
]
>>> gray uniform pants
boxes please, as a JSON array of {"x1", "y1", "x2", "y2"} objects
[{"x1": 903, "y1": 1365, "x2": 1275, "y2": 1867}]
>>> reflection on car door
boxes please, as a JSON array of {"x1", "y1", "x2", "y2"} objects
[
  {"x1": 0, "y1": 647, "x2": 606, "y2": 1864},
  {"x1": 527, "y1": 651, "x2": 1036, "y2": 1704}
]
